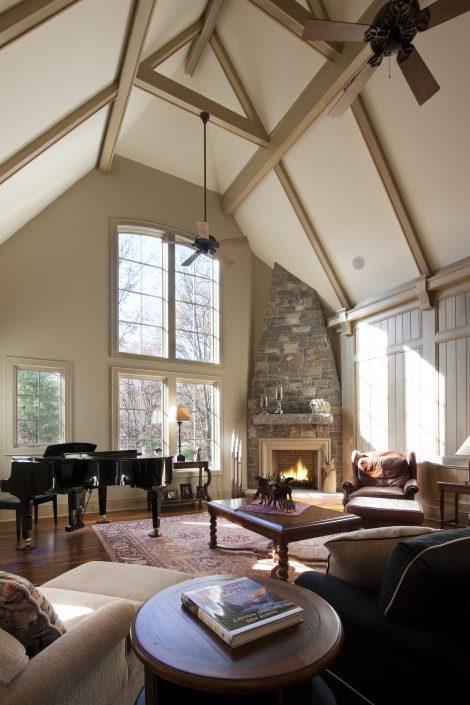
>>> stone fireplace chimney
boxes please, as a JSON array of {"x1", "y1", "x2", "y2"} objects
[{"x1": 248, "y1": 264, "x2": 342, "y2": 489}]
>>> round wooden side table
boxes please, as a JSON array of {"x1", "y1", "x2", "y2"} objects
[{"x1": 130, "y1": 574, "x2": 343, "y2": 705}]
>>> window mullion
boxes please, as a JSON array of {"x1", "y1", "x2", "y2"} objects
[{"x1": 167, "y1": 240, "x2": 176, "y2": 360}]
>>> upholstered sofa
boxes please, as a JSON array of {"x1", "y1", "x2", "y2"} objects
[
  {"x1": 295, "y1": 526, "x2": 470, "y2": 705},
  {"x1": 0, "y1": 561, "x2": 192, "y2": 705}
]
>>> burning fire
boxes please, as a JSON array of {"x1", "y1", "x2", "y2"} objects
[{"x1": 283, "y1": 459, "x2": 309, "y2": 482}]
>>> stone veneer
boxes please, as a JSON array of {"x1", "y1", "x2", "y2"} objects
[{"x1": 248, "y1": 263, "x2": 342, "y2": 488}]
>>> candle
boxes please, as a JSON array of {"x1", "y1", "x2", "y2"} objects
[
  {"x1": 276, "y1": 386, "x2": 283, "y2": 401},
  {"x1": 261, "y1": 395, "x2": 268, "y2": 409}
]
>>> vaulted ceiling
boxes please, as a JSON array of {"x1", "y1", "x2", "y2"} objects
[{"x1": 1, "y1": 0, "x2": 469, "y2": 314}]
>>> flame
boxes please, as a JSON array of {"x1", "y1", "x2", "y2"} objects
[{"x1": 284, "y1": 459, "x2": 309, "y2": 482}]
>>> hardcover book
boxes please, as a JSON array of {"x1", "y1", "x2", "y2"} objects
[{"x1": 180, "y1": 576, "x2": 303, "y2": 647}]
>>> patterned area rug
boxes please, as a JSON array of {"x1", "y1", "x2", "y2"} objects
[{"x1": 92, "y1": 512, "x2": 332, "y2": 580}]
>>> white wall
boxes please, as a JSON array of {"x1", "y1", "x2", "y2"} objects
[
  {"x1": 0, "y1": 156, "x2": 253, "y2": 517},
  {"x1": 340, "y1": 277, "x2": 470, "y2": 522}
]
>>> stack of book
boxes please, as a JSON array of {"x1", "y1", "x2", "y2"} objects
[{"x1": 180, "y1": 576, "x2": 303, "y2": 647}]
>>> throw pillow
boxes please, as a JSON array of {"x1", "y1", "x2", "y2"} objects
[
  {"x1": 325, "y1": 525, "x2": 436, "y2": 592},
  {"x1": 379, "y1": 527, "x2": 470, "y2": 623},
  {"x1": 0, "y1": 571, "x2": 66, "y2": 657},
  {"x1": 0, "y1": 627, "x2": 29, "y2": 683}
]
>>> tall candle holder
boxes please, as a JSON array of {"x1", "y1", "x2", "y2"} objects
[
  {"x1": 275, "y1": 386, "x2": 283, "y2": 414},
  {"x1": 260, "y1": 395, "x2": 269, "y2": 415}
]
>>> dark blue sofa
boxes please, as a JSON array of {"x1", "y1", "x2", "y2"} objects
[{"x1": 295, "y1": 527, "x2": 470, "y2": 705}]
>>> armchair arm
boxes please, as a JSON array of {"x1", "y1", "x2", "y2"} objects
[
  {"x1": 342, "y1": 476, "x2": 361, "y2": 506},
  {"x1": 2, "y1": 600, "x2": 138, "y2": 705},
  {"x1": 403, "y1": 478, "x2": 419, "y2": 497}
]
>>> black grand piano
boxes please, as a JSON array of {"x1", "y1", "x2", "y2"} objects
[{"x1": 0, "y1": 442, "x2": 173, "y2": 548}]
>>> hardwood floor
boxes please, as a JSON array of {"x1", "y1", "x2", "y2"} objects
[
  {"x1": 0, "y1": 497, "x2": 343, "y2": 586},
  {"x1": 0, "y1": 506, "x2": 200, "y2": 585}
]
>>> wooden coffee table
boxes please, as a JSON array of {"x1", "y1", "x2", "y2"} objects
[
  {"x1": 208, "y1": 498, "x2": 361, "y2": 581},
  {"x1": 130, "y1": 574, "x2": 343, "y2": 705}
]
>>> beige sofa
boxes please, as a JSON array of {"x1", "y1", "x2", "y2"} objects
[{"x1": 0, "y1": 561, "x2": 192, "y2": 705}]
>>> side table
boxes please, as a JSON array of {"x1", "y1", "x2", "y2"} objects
[
  {"x1": 130, "y1": 574, "x2": 343, "y2": 705},
  {"x1": 438, "y1": 481, "x2": 470, "y2": 528}
]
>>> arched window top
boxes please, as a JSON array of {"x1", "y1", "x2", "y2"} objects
[{"x1": 112, "y1": 222, "x2": 220, "y2": 364}]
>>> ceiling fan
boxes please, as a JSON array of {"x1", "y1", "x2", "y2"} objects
[
  {"x1": 180, "y1": 111, "x2": 249, "y2": 267},
  {"x1": 303, "y1": 0, "x2": 470, "y2": 117}
]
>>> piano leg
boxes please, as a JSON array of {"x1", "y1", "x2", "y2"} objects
[
  {"x1": 65, "y1": 489, "x2": 86, "y2": 532},
  {"x1": 148, "y1": 485, "x2": 165, "y2": 537},
  {"x1": 97, "y1": 485, "x2": 112, "y2": 523},
  {"x1": 17, "y1": 498, "x2": 36, "y2": 550}
]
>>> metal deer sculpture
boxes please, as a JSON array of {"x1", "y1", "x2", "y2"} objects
[{"x1": 321, "y1": 457, "x2": 337, "y2": 494}]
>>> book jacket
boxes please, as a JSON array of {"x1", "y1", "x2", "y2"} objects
[{"x1": 181, "y1": 577, "x2": 303, "y2": 647}]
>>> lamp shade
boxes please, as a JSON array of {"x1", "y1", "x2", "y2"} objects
[
  {"x1": 176, "y1": 405, "x2": 190, "y2": 422},
  {"x1": 456, "y1": 437, "x2": 470, "y2": 456}
]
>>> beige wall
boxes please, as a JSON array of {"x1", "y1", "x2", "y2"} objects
[{"x1": 0, "y1": 156, "x2": 253, "y2": 517}]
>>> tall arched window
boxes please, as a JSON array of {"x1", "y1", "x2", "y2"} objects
[{"x1": 113, "y1": 222, "x2": 220, "y2": 364}]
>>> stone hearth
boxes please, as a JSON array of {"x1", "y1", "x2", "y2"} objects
[{"x1": 248, "y1": 264, "x2": 342, "y2": 488}]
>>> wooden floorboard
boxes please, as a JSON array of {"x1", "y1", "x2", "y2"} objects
[
  {"x1": 0, "y1": 506, "x2": 203, "y2": 585},
  {"x1": 0, "y1": 497, "x2": 344, "y2": 586}
]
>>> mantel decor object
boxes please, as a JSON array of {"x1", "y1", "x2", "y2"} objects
[
  {"x1": 275, "y1": 386, "x2": 283, "y2": 415},
  {"x1": 260, "y1": 395, "x2": 269, "y2": 415}
]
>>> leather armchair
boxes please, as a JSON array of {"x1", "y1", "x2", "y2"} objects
[{"x1": 342, "y1": 450, "x2": 419, "y2": 507}]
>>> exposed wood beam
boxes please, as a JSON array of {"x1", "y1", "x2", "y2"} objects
[
  {"x1": 209, "y1": 30, "x2": 263, "y2": 124},
  {"x1": 142, "y1": 19, "x2": 203, "y2": 69},
  {"x1": 0, "y1": 0, "x2": 79, "y2": 50},
  {"x1": 305, "y1": 0, "x2": 329, "y2": 20},
  {"x1": 274, "y1": 161, "x2": 351, "y2": 309},
  {"x1": 135, "y1": 66, "x2": 269, "y2": 146},
  {"x1": 352, "y1": 97, "x2": 431, "y2": 277},
  {"x1": 185, "y1": 0, "x2": 224, "y2": 76},
  {"x1": 248, "y1": 0, "x2": 340, "y2": 62},
  {"x1": 222, "y1": 0, "x2": 385, "y2": 215},
  {"x1": 99, "y1": 0, "x2": 157, "y2": 174},
  {"x1": 0, "y1": 83, "x2": 118, "y2": 185}
]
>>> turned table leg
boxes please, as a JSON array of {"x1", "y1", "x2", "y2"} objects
[
  {"x1": 277, "y1": 542, "x2": 289, "y2": 582},
  {"x1": 209, "y1": 511, "x2": 217, "y2": 548}
]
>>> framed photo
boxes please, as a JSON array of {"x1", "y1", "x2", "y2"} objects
[
  {"x1": 180, "y1": 483, "x2": 193, "y2": 499},
  {"x1": 196, "y1": 485, "x2": 206, "y2": 499},
  {"x1": 165, "y1": 488, "x2": 178, "y2": 500}
]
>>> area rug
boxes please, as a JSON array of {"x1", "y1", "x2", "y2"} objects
[{"x1": 92, "y1": 513, "x2": 332, "y2": 580}]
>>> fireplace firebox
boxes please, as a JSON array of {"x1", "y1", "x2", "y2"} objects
[{"x1": 259, "y1": 438, "x2": 331, "y2": 492}]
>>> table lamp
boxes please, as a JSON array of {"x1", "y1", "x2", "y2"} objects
[
  {"x1": 456, "y1": 436, "x2": 470, "y2": 484},
  {"x1": 175, "y1": 405, "x2": 190, "y2": 461}
]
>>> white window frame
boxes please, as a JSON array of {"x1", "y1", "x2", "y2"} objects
[
  {"x1": 112, "y1": 367, "x2": 222, "y2": 471},
  {"x1": 111, "y1": 220, "x2": 221, "y2": 365},
  {"x1": 5, "y1": 356, "x2": 72, "y2": 456}
]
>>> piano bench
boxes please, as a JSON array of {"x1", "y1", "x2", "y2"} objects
[{"x1": 0, "y1": 493, "x2": 58, "y2": 540}]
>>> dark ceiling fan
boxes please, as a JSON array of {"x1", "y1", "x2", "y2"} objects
[
  {"x1": 303, "y1": 0, "x2": 470, "y2": 117},
  {"x1": 180, "y1": 112, "x2": 248, "y2": 267}
]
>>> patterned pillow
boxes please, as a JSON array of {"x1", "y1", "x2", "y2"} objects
[{"x1": 0, "y1": 572, "x2": 66, "y2": 657}]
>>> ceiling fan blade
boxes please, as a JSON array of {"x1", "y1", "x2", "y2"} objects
[
  {"x1": 397, "y1": 46, "x2": 440, "y2": 105},
  {"x1": 328, "y1": 62, "x2": 377, "y2": 117},
  {"x1": 213, "y1": 251, "x2": 234, "y2": 267},
  {"x1": 303, "y1": 18, "x2": 370, "y2": 42},
  {"x1": 181, "y1": 251, "x2": 202, "y2": 267},
  {"x1": 219, "y1": 237, "x2": 249, "y2": 248},
  {"x1": 197, "y1": 220, "x2": 210, "y2": 239},
  {"x1": 425, "y1": 0, "x2": 470, "y2": 29}
]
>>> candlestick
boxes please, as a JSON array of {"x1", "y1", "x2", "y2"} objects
[
  {"x1": 275, "y1": 387, "x2": 283, "y2": 414},
  {"x1": 260, "y1": 395, "x2": 269, "y2": 415}
]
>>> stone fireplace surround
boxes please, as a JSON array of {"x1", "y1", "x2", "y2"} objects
[{"x1": 247, "y1": 263, "x2": 343, "y2": 490}]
